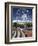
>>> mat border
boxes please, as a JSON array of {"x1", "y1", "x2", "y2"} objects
[{"x1": 5, "y1": 2, "x2": 37, "y2": 44}]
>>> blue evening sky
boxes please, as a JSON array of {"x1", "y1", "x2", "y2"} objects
[{"x1": 11, "y1": 6, "x2": 32, "y2": 22}]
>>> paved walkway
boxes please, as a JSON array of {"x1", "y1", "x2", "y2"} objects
[{"x1": 11, "y1": 30, "x2": 25, "y2": 38}]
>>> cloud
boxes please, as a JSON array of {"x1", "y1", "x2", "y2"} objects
[
  {"x1": 12, "y1": 20, "x2": 25, "y2": 23},
  {"x1": 12, "y1": 11, "x2": 32, "y2": 23},
  {"x1": 16, "y1": 9, "x2": 21, "y2": 15},
  {"x1": 22, "y1": 11, "x2": 25, "y2": 14},
  {"x1": 12, "y1": 20, "x2": 32, "y2": 23},
  {"x1": 27, "y1": 10, "x2": 29, "y2": 12},
  {"x1": 13, "y1": 14, "x2": 27, "y2": 23},
  {"x1": 12, "y1": 13, "x2": 32, "y2": 23},
  {"x1": 13, "y1": 20, "x2": 21, "y2": 23},
  {"x1": 21, "y1": 14, "x2": 27, "y2": 21}
]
